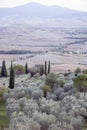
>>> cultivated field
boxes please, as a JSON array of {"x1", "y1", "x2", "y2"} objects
[{"x1": 0, "y1": 26, "x2": 87, "y2": 72}]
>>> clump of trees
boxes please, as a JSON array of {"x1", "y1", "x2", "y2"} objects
[
  {"x1": 40, "y1": 61, "x2": 51, "y2": 76},
  {"x1": 1, "y1": 60, "x2": 7, "y2": 77},
  {"x1": 44, "y1": 61, "x2": 51, "y2": 75}
]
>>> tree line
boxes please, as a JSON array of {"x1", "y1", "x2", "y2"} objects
[{"x1": 0, "y1": 60, "x2": 51, "y2": 89}]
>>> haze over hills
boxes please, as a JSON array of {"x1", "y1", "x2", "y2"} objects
[
  {"x1": 0, "y1": 2, "x2": 87, "y2": 27},
  {"x1": 0, "y1": 2, "x2": 87, "y2": 18}
]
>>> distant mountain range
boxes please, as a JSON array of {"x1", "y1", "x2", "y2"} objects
[
  {"x1": 0, "y1": 2, "x2": 87, "y2": 18},
  {"x1": 0, "y1": 2, "x2": 87, "y2": 27}
]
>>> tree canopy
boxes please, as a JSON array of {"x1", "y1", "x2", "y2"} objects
[{"x1": 73, "y1": 74, "x2": 87, "y2": 92}]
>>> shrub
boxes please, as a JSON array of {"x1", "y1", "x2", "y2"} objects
[
  {"x1": 71, "y1": 118, "x2": 82, "y2": 130},
  {"x1": 46, "y1": 93, "x2": 57, "y2": 100},
  {"x1": 73, "y1": 74, "x2": 87, "y2": 92},
  {"x1": 59, "y1": 92, "x2": 68, "y2": 100},
  {"x1": 82, "y1": 69, "x2": 87, "y2": 74},
  {"x1": 6, "y1": 98, "x2": 20, "y2": 117},
  {"x1": 54, "y1": 88, "x2": 64, "y2": 99},
  {"x1": 33, "y1": 112, "x2": 56, "y2": 130},
  {"x1": 63, "y1": 81, "x2": 73, "y2": 92},
  {"x1": 23, "y1": 99, "x2": 39, "y2": 116},
  {"x1": 39, "y1": 98, "x2": 60, "y2": 115},
  {"x1": 0, "y1": 87, "x2": 8, "y2": 102},
  {"x1": 58, "y1": 80, "x2": 65, "y2": 88},
  {"x1": 48, "y1": 121, "x2": 74, "y2": 130},
  {"x1": 45, "y1": 73, "x2": 58, "y2": 88},
  {"x1": 75, "y1": 67, "x2": 81, "y2": 76},
  {"x1": 9, "y1": 112, "x2": 40, "y2": 130},
  {"x1": 14, "y1": 64, "x2": 25, "y2": 75},
  {"x1": 41, "y1": 85, "x2": 52, "y2": 97},
  {"x1": 32, "y1": 90, "x2": 44, "y2": 100}
]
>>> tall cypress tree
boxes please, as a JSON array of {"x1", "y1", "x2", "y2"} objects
[
  {"x1": 25, "y1": 62, "x2": 28, "y2": 74},
  {"x1": 48, "y1": 60, "x2": 51, "y2": 74},
  {"x1": 40, "y1": 65, "x2": 44, "y2": 76},
  {"x1": 9, "y1": 62, "x2": 15, "y2": 89},
  {"x1": 40, "y1": 66, "x2": 42, "y2": 76},
  {"x1": 1, "y1": 60, "x2": 7, "y2": 77},
  {"x1": 44, "y1": 61, "x2": 47, "y2": 75},
  {"x1": 42, "y1": 65, "x2": 44, "y2": 75}
]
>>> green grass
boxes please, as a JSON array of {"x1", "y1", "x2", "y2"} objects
[{"x1": 0, "y1": 102, "x2": 9, "y2": 128}]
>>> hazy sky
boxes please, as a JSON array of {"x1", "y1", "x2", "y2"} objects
[{"x1": 0, "y1": 0, "x2": 87, "y2": 12}]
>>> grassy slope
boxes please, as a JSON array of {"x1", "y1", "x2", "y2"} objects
[{"x1": 0, "y1": 102, "x2": 9, "y2": 128}]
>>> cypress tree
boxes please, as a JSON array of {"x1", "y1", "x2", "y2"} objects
[
  {"x1": 48, "y1": 60, "x2": 51, "y2": 74},
  {"x1": 9, "y1": 62, "x2": 15, "y2": 89},
  {"x1": 1, "y1": 60, "x2": 7, "y2": 77},
  {"x1": 44, "y1": 61, "x2": 47, "y2": 75},
  {"x1": 25, "y1": 62, "x2": 28, "y2": 74},
  {"x1": 40, "y1": 66, "x2": 42, "y2": 76},
  {"x1": 40, "y1": 65, "x2": 44, "y2": 76},
  {"x1": 42, "y1": 65, "x2": 44, "y2": 75}
]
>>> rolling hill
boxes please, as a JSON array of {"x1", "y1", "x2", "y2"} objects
[{"x1": 0, "y1": 2, "x2": 87, "y2": 18}]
